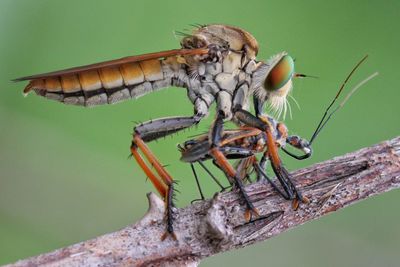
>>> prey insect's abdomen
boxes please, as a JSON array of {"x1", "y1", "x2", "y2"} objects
[{"x1": 24, "y1": 57, "x2": 183, "y2": 107}]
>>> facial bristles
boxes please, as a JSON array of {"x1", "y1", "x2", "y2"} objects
[
  {"x1": 265, "y1": 79, "x2": 293, "y2": 120},
  {"x1": 252, "y1": 51, "x2": 299, "y2": 120}
]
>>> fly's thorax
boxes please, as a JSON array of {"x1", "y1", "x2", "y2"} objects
[
  {"x1": 181, "y1": 24, "x2": 259, "y2": 60},
  {"x1": 186, "y1": 50, "x2": 256, "y2": 119}
]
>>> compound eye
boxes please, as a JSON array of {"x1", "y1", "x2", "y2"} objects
[{"x1": 264, "y1": 55, "x2": 294, "y2": 91}]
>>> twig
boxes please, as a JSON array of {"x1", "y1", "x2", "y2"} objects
[{"x1": 5, "y1": 137, "x2": 400, "y2": 267}]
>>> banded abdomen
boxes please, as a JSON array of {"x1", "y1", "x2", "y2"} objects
[
  {"x1": 16, "y1": 49, "x2": 208, "y2": 107},
  {"x1": 23, "y1": 57, "x2": 183, "y2": 106}
]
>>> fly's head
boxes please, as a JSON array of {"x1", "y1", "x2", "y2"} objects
[{"x1": 253, "y1": 52, "x2": 304, "y2": 119}]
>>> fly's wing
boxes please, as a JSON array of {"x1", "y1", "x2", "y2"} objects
[{"x1": 14, "y1": 48, "x2": 208, "y2": 107}]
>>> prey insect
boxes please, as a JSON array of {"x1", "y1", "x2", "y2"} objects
[
  {"x1": 14, "y1": 23, "x2": 373, "y2": 240},
  {"x1": 179, "y1": 122, "x2": 311, "y2": 215},
  {"x1": 179, "y1": 56, "x2": 377, "y2": 217}
]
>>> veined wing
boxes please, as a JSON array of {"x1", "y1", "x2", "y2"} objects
[{"x1": 14, "y1": 48, "x2": 208, "y2": 107}]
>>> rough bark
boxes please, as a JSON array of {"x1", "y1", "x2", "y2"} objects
[{"x1": 5, "y1": 137, "x2": 400, "y2": 267}]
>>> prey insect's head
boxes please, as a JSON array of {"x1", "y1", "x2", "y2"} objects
[{"x1": 253, "y1": 52, "x2": 316, "y2": 119}]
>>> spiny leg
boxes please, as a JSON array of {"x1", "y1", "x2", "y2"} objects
[
  {"x1": 263, "y1": 123, "x2": 307, "y2": 208},
  {"x1": 265, "y1": 128, "x2": 310, "y2": 209},
  {"x1": 256, "y1": 154, "x2": 268, "y2": 182},
  {"x1": 131, "y1": 111, "x2": 206, "y2": 240},
  {"x1": 130, "y1": 142, "x2": 167, "y2": 198},
  {"x1": 131, "y1": 136, "x2": 177, "y2": 240},
  {"x1": 234, "y1": 107, "x2": 307, "y2": 208},
  {"x1": 271, "y1": 121, "x2": 310, "y2": 204},
  {"x1": 253, "y1": 161, "x2": 291, "y2": 199},
  {"x1": 210, "y1": 112, "x2": 259, "y2": 221}
]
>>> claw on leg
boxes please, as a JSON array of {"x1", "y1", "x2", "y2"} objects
[
  {"x1": 161, "y1": 231, "x2": 177, "y2": 241},
  {"x1": 244, "y1": 207, "x2": 260, "y2": 222},
  {"x1": 302, "y1": 196, "x2": 310, "y2": 204},
  {"x1": 292, "y1": 198, "x2": 299, "y2": 211}
]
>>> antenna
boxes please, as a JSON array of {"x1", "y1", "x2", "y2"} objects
[{"x1": 308, "y1": 55, "x2": 378, "y2": 145}]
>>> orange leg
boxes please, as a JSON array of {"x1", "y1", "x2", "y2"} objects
[
  {"x1": 210, "y1": 113, "x2": 260, "y2": 221},
  {"x1": 234, "y1": 109, "x2": 308, "y2": 209},
  {"x1": 130, "y1": 145, "x2": 167, "y2": 198},
  {"x1": 210, "y1": 147, "x2": 259, "y2": 221},
  {"x1": 130, "y1": 135, "x2": 177, "y2": 240},
  {"x1": 133, "y1": 135, "x2": 173, "y2": 185},
  {"x1": 263, "y1": 123, "x2": 308, "y2": 209}
]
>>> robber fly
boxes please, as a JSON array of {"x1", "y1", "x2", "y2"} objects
[
  {"x1": 179, "y1": 60, "x2": 377, "y2": 215},
  {"x1": 14, "y1": 24, "x2": 369, "y2": 240}
]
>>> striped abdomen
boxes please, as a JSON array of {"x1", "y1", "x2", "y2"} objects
[{"x1": 24, "y1": 56, "x2": 185, "y2": 107}]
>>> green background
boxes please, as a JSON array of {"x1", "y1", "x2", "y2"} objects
[{"x1": 1, "y1": 0, "x2": 399, "y2": 266}]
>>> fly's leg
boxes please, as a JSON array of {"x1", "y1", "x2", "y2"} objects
[
  {"x1": 256, "y1": 154, "x2": 268, "y2": 182},
  {"x1": 262, "y1": 120, "x2": 306, "y2": 207},
  {"x1": 234, "y1": 107, "x2": 308, "y2": 209},
  {"x1": 131, "y1": 134, "x2": 177, "y2": 240},
  {"x1": 252, "y1": 96, "x2": 297, "y2": 194},
  {"x1": 253, "y1": 161, "x2": 291, "y2": 199},
  {"x1": 210, "y1": 112, "x2": 259, "y2": 222},
  {"x1": 130, "y1": 112, "x2": 206, "y2": 240}
]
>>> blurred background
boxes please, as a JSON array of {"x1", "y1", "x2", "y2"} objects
[{"x1": 0, "y1": 0, "x2": 399, "y2": 266}]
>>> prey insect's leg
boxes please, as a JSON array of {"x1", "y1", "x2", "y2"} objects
[
  {"x1": 282, "y1": 135, "x2": 313, "y2": 160},
  {"x1": 210, "y1": 112, "x2": 259, "y2": 221},
  {"x1": 190, "y1": 161, "x2": 229, "y2": 204},
  {"x1": 131, "y1": 109, "x2": 207, "y2": 240},
  {"x1": 190, "y1": 163, "x2": 205, "y2": 203},
  {"x1": 235, "y1": 156, "x2": 257, "y2": 183},
  {"x1": 198, "y1": 161, "x2": 228, "y2": 191}
]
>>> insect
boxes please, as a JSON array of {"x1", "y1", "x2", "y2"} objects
[
  {"x1": 15, "y1": 24, "x2": 362, "y2": 240},
  {"x1": 179, "y1": 121, "x2": 310, "y2": 210},
  {"x1": 179, "y1": 59, "x2": 377, "y2": 212}
]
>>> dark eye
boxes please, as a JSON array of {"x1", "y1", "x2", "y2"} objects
[{"x1": 264, "y1": 55, "x2": 294, "y2": 91}]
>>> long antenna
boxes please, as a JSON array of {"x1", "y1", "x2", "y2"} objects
[{"x1": 309, "y1": 55, "x2": 377, "y2": 145}]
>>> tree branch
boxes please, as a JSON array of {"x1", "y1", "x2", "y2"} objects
[{"x1": 5, "y1": 137, "x2": 400, "y2": 267}]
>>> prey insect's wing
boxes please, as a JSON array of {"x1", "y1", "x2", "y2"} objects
[{"x1": 14, "y1": 48, "x2": 208, "y2": 106}]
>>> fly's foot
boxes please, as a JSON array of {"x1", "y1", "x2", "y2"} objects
[
  {"x1": 233, "y1": 181, "x2": 259, "y2": 222},
  {"x1": 161, "y1": 230, "x2": 177, "y2": 241},
  {"x1": 291, "y1": 198, "x2": 300, "y2": 211},
  {"x1": 301, "y1": 195, "x2": 310, "y2": 204},
  {"x1": 291, "y1": 195, "x2": 310, "y2": 210},
  {"x1": 244, "y1": 206, "x2": 260, "y2": 222},
  {"x1": 161, "y1": 203, "x2": 177, "y2": 241}
]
